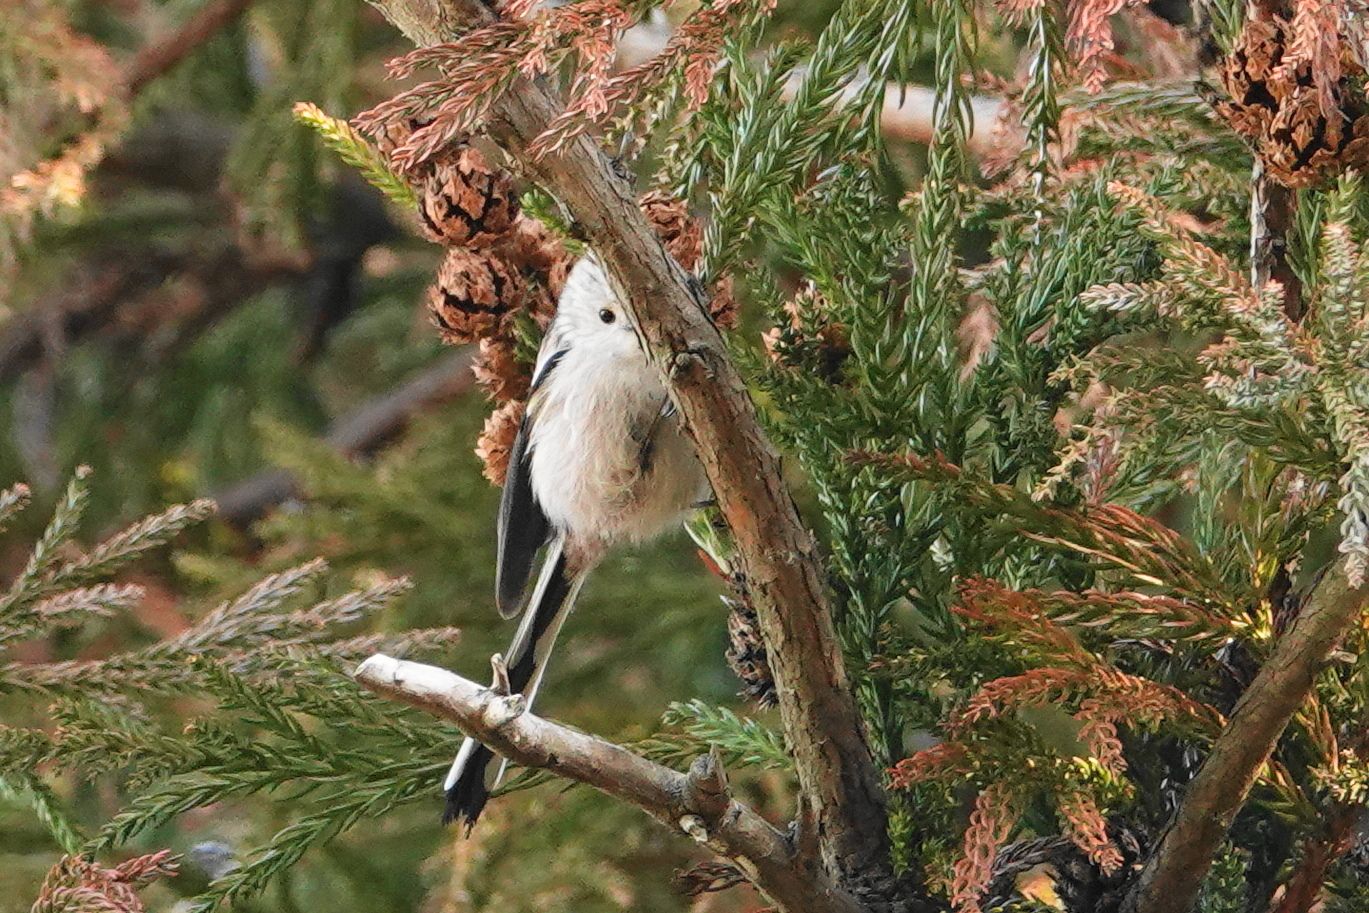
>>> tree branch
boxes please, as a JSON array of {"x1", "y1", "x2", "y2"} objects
[
  {"x1": 353, "y1": 654, "x2": 866, "y2": 913},
  {"x1": 125, "y1": 0, "x2": 259, "y2": 95},
  {"x1": 1121, "y1": 559, "x2": 1369, "y2": 913},
  {"x1": 368, "y1": 0, "x2": 891, "y2": 887},
  {"x1": 1249, "y1": 161, "x2": 1303, "y2": 321}
]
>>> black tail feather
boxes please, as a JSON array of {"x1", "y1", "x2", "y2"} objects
[
  {"x1": 444, "y1": 744, "x2": 496, "y2": 829},
  {"x1": 442, "y1": 546, "x2": 578, "y2": 831}
]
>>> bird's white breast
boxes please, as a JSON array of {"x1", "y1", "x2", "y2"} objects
[{"x1": 527, "y1": 345, "x2": 704, "y2": 548}]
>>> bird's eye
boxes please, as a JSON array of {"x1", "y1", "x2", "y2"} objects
[{"x1": 598, "y1": 308, "x2": 616, "y2": 324}]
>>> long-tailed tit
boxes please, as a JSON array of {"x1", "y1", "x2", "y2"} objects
[{"x1": 444, "y1": 255, "x2": 708, "y2": 827}]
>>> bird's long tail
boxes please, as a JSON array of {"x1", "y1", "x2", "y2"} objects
[{"x1": 443, "y1": 538, "x2": 584, "y2": 829}]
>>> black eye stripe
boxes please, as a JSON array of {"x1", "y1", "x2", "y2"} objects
[{"x1": 598, "y1": 308, "x2": 616, "y2": 324}]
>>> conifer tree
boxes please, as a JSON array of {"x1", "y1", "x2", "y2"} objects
[{"x1": 4, "y1": 1, "x2": 1369, "y2": 913}]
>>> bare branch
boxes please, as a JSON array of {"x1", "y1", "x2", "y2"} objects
[
  {"x1": 368, "y1": 0, "x2": 891, "y2": 885},
  {"x1": 1121, "y1": 559, "x2": 1369, "y2": 913},
  {"x1": 1249, "y1": 161, "x2": 1303, "y2": 321},
  {"x1": 353, "y1": 654, "x2": 866, "y2": 913}
]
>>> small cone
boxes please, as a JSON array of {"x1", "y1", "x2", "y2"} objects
[
  {"x1": 476, "y1": 400, "x2": 525, "y2": 486},
  {"x1": 427, "y1": 248, "x2": 526, "y2": 344},
  {"x1": 725, "y1": 600, "x2": 776, "y2": 708},
  {"x1": 418, "y1": 145, "x2": 519, "y2": 247},
  {"x1": 639, "y1": 191, "x2": 702, "y2": 269},
  {"x1": 472, "y1": 336, "x2": 532, "y2": 403}
]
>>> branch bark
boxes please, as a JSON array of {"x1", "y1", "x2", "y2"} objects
[
  {"x1": 368, "y1": 0, "x2": 891, "y2": 888},
  {"x1": 354, "y1": 654, "x2": 866, "y2": 913},
  {"x1": 1121, "y1": 559, "x2": 1369, "y2": 913}
]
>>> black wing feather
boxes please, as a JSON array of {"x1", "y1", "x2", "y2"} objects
[{"x1": 494, "y1": 350, "x2": 565, "y2": 618}]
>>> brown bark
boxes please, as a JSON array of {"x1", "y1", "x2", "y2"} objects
[
  {"x1": 354, "y1": 654, "x2": 867, "y2": 913},
  {"x1": 367, "y1": 0, "x2": 891, "y2": 891},
  {"x1": 1121, "y1": 560, "x2": 1368, "y2": 913}
]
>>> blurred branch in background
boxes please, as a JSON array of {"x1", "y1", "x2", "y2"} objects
[
  {"x1": 213, "y1": 346, "x2": 476, "y2": 526},
  {"x1": 124, "y1": 0, "x2": 260, "y2": 95}
]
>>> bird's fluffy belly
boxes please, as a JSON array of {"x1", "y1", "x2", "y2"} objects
[{"x1": 528, "y1": 354, "x2": 704, "y2": 545}]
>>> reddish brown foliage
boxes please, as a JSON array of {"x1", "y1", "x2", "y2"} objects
[{"x1": 32, "y1": 852, "x2": 179, "y2": 913}]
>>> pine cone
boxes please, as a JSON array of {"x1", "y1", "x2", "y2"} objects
[
  {"x1": 504, "y1": 214, "x2": 573, "y2": 308},
  {"x1": 427, "y1": 248, "x2": 525, "y2": 344},
  {"x1": 725, "y1": 600, "x2": 776, "y2": 708},
  {"x1": 418, "y1": 145, "x2": 519, "y2": 247},
  {"x1": 1216, "y1": 12, "x2": 1369, "y2": 188},
  {"x1": 472, "y1": 336, "x2": 532, "y2": 403},
  {"x1": 476, "y1": 400, "x2": 525, "y2": 486},
  {"x1": 639, "y1": 190, "x2": 702, "y2": 269}
]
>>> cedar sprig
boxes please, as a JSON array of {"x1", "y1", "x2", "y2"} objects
[
  {"x1": 0, "y1": 469, "x2": 213, "y2": 646},
  {"x1": 854, "y1": 451, "x2": 1232, "y2": 603},
  {"x1": 1070, "y1": 177, "x2": 1369, "y2": 584},
  {"x1": 292, "y1": 102, "x2": 419, "y2": 208},
  {"x1": 17, "y1": 565, "x2": 413, "y2": 696},
  {"x1": 530, "y1": 0, "x2": 777, "y2": 157},
  {"x1": 656, "y1": 699, "x2": 790, "y2": 770},
  {"x1": 957, "y1": 577, "x2": 1243, "y2": 651},
  {"x1": 0, "y1": 482, "x2": 462, "y2": 911}
]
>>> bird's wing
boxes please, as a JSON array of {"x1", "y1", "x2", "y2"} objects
[{"x1": 495, "y1": 347, "x2": 565, "y2": 618}]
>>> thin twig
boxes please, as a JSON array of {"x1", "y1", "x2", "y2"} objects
[
  {"x1": 369, "y1": 0, "x2": 892, "y2": 890},
  {"x1": 1121, "y1": 559, "x2": 1368, "y2": 913},
  {"x1": 1249, "y1": 161, "x2": 1303, "y2": 321},
  {"x1": 353, "y1": 654, "x2": 866, "y2": 913}
]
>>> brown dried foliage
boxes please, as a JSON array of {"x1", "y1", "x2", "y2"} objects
[
  {"x1": 356, "y1": 0, "x2": 773, "y2": 170},
  {"x1": 32, "y1": 851, "x2": 178, "y2": 913},
  {"x1": 671, "y1": 860, "x2": 748, "y2": 896},
  {"x1": 952, "y1": 782, "x2": 1023, "y2": 913},
  {"x1": 532, "y1": 0, "x2": 776, "y2": 156},
  {"x1": 1056, "y1": 786, "x2": 1124, "y2": 874},
  {"x1": 994, "y1": 0, "x2": 1142, "y2": 93}
]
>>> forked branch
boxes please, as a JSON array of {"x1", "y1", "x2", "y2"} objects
[
  {"x1": 354, "y1": 654, "x2": 865, "y2": 913},
  {"x1": 1121, "y1": 558, "x2": 1369, "y2": 913}
]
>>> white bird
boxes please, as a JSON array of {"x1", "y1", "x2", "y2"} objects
[{"x1": 444, "y1": 254, "x2": 707, "y2": 828}]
